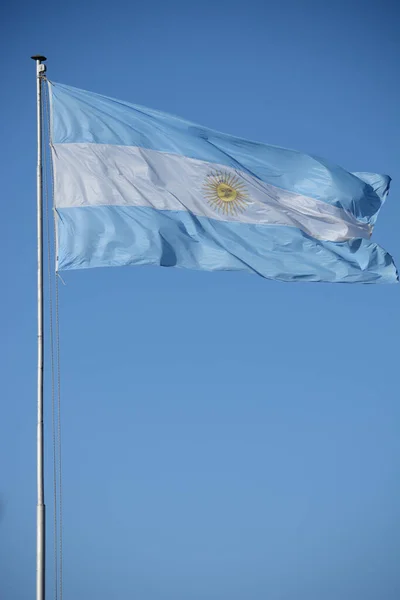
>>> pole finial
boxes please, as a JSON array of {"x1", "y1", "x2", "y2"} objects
[{"x1": 31, "y1": 55, "x2": 47, "y2": 62}]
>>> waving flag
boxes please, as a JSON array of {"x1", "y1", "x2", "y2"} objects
[{"x1": 49, "y1": 82, "x2": 397, "y2": 283}]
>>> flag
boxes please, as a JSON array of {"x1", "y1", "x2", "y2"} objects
[{"x1": 49, "y1": 82, "x2": 397, "y2": 283}]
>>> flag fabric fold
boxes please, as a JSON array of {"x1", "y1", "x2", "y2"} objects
[{"x1": 49, "y1": 81, "x2": 397, "y2": 283}]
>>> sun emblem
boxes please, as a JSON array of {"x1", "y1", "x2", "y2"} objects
[{"x1": 203, "y1": 171, "x2": 249, "y2": 216}]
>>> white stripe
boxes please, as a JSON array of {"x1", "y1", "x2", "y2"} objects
[{"x1": 52, "y1": 143, "x2": 371, "y2": 243}]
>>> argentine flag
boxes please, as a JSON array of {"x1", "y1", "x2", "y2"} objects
[{"x1": 49, "y1": 82, "x2": 397, "y2": 283}]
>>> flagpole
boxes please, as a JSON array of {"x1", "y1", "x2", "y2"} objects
[{"x1": 31, "y1": 54, "x2": 47, "y2": 600}]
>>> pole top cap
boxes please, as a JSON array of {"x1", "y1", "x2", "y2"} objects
[{"x1": 31, "y1": 55, "x2": 47, "y2": 62}]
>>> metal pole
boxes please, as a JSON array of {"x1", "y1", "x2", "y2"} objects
[{"x1": 31, "y1": 54, "x2": 47, "y2": 600}]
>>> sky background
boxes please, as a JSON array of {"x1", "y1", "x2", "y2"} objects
[{"x1": 1, "y1": 1, "x2": 399, "y2": 599}]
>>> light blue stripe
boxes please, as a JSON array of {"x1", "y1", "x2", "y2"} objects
[
  {"x1": 56, "y1": 206, "x2": 398, "y2": 284},
  {"x1": 50, "y1": 82, "x2": 390, "y2": 225}
]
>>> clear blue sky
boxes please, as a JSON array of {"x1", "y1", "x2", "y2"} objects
[{"x1": 1, "y1": 1, "x2": 399, "y2": 599}]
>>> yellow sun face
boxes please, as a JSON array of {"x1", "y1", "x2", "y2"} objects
[{"x1": 203, "y1": 171, "x2": 249, "y2": 216}]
